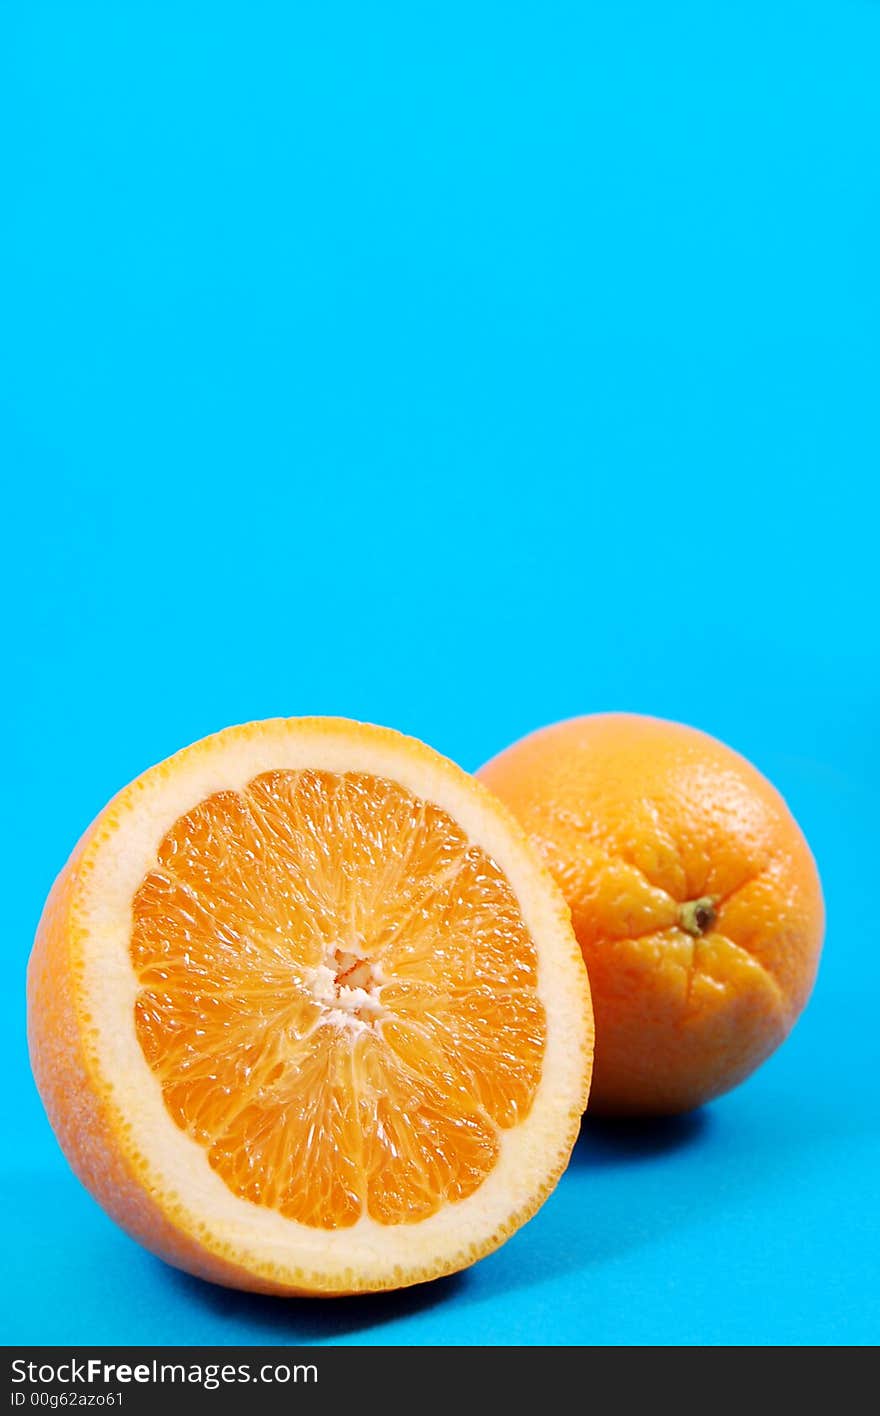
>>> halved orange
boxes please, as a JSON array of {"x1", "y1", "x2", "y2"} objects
[{"x1": 28, "y1": 718, "x2": 592, "y2": 1294}]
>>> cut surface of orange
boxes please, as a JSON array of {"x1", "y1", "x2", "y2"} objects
[{"x1": 28, "y1": 719, "x2": 592, "y2": 1294}]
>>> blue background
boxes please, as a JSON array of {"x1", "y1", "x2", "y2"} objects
[{"x1": 2, "y1": 1, "x2": 878, "y2": 1347}]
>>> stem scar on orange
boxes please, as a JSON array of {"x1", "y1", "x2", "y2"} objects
[
  {"x1": 478, "y1": 713, "x2": 824, "y2": 1116},
  {"x1": 28, "y1": 718, "x2": 593, "y2": 1295}
]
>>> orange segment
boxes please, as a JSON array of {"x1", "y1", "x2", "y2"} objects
[{"x1": 130, "y1": 769, "x2": 545, "y2": 1229}]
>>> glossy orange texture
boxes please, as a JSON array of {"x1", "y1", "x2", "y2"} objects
[
  {"x1": 479, "y1": 714, "x2": 824, "y2": 1114},
  {"x1": 132, "y1": 769, "x2": 543, "y2": 1228}
]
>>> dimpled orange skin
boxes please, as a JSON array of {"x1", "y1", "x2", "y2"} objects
[{"x1": 478, "y1": 714, "x2": 824, "y2": 1115}]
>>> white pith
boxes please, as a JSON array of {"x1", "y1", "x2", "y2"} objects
[
  {"x1": 71, "y1": 719, "x2": 591, "y2": 1288},
  {"x1": 307, "y1": 952, "x2": 388, "y2": 1031}
]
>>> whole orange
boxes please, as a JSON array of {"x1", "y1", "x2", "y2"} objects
[{"x1": 478, "y1": 714, "x2": 824, "y2": 1115}]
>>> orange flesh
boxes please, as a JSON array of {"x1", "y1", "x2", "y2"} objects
[{"x1": 131, "y1": 770, "x2": 545, "y2": 1229}]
